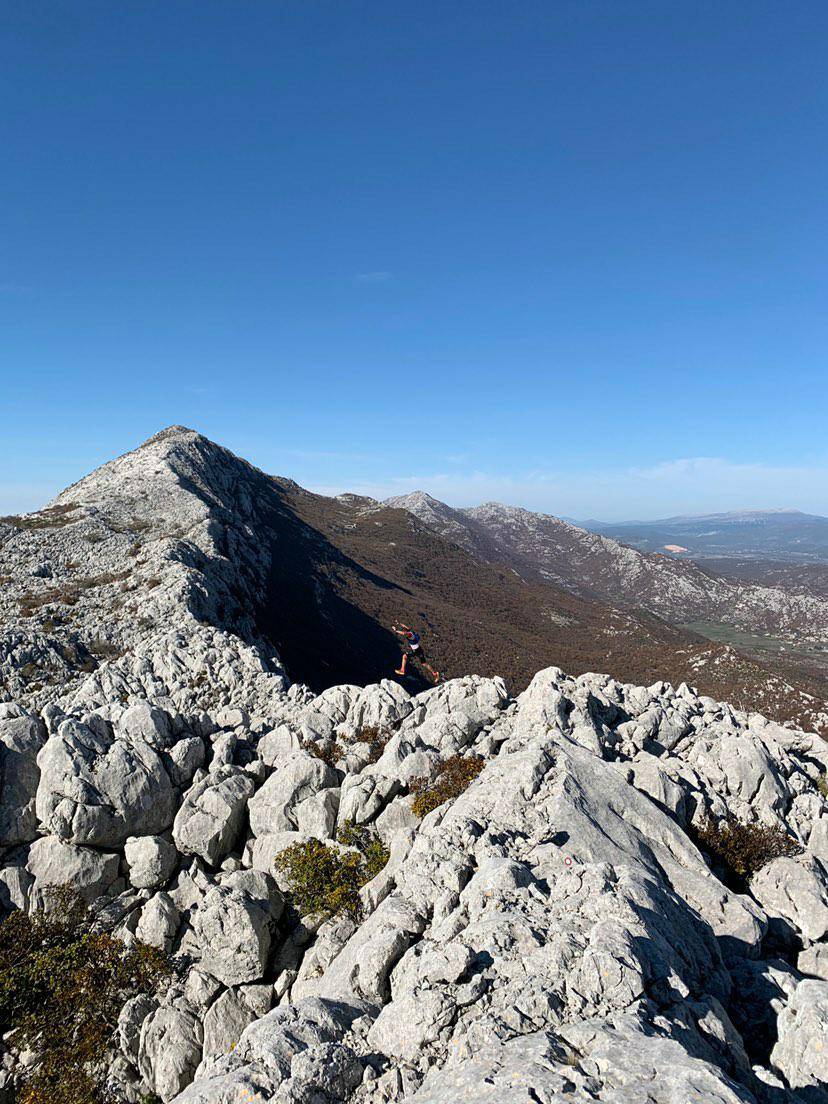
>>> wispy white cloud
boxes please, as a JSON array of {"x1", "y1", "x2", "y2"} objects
[
  {"x1": 353, "y1": 271, "x2": 393, "y2": 284},
  {"x1": 308, "y1": 457, "x2": 828, "y2": 522},
  {"x1": 5, "y1": 458, "x2": 826, "y2": 525}
]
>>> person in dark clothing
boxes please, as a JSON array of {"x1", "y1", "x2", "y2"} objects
[{"x1": 391, "y1": 622, "x2": 441, "y2": 683}]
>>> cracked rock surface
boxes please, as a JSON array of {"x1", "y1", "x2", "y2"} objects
[{"x1": 0, "y1": 650, "x2": 827, "y2": 1102}]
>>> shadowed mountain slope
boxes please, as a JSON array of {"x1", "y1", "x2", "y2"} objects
[{"x1": 2, "y1": 428, "x2": 827, "y2": 730}]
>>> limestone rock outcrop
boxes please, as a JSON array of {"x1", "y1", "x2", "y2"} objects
[{"x1": 1, "y1": 653, "x2": 826, "y2": 1103}]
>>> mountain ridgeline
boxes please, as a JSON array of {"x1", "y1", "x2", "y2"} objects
[
  {"x1": 1, "y1": 428, "x2": 828, "y2": 1104},
  {"x1": 1, "y1": 427, "x2": 828, "y2": 733}
]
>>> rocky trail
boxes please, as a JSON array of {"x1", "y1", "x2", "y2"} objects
[{"x1": 2, "y1": 652, "x2": 828, "y2": 1102}]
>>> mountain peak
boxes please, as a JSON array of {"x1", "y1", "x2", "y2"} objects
[
  {"x1": 383, "y1": 490, "x2": 461, "y2": 526},
  {"x1": 384, "y1": 490, "x2": 446, "y2": 510},
  {"x1": 142, "y1": 424, "x2": 201, "y2": 445}
]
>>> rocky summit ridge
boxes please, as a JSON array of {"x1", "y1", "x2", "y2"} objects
[
  {"x1": 0, "y1": 429, "x2": 828, "y2": 1102},
  {"x1": 2, "y1": 655, "x2": 828, "y2": 1101},
  {"x1": 5, "y1": 426, "x2": 828, "y2": 732}
]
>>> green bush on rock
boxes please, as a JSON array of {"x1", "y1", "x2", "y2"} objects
[
  {"x1": 336, "y1": 819, "x2": 390, "y2": 880},
  {"x1": 692, "y1": 815, "x2": 801, "y2": 891},
  {"x1": 275, "y1": 825, "x2": 390, "y2": 922},
  {"x1": 410, "y1": 754, "x2": 485, "y2": 819},
  {"x1": 0, "y1": 892, "x2": 171, "y2": 1104}
]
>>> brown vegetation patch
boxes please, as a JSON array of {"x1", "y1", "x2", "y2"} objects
[
  {"x1": 0, "y1": 891, "x2": 171, "y2": 1104},
  {"x1": 0, "y1": 503, "x2": 80, "y2": 531},
  {"x1": 691, "y1": 816, "x2": 801, "y2": 891},
  {"x1": 410, "y1": 755, "x2": 485, "y2": 818}
]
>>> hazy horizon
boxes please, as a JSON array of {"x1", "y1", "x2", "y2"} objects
[{"x1": 3, "y1": 424, "x2": 827, "y2": 525}]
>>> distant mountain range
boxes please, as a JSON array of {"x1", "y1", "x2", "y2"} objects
[
  {"x1": 3, "y1": 430, "x2": 828, "y2": 733},
  {"x1": 582, "y1": 509, "x2": 828, "y2": 562},
  {"x1": 384, "y1": 493, "x2": 828, "y2": 639}
]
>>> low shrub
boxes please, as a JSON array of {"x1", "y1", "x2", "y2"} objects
[
  {"x1": 357, "y1": 725, "x2": 393, "y2": 764},
  {"x1": 302, "y1": 738, "x2": 343, "y2": 768},
  {"x1": 18, "y1": 592, "x2": 51, "y2": 617},
  {"x1": 692, "y1": 816, "x2": 801, "y2": 890},
  {"x1": 0, "y1": 892, "x2": 171, "y2": 1104},
  {"x1": 336, "y1": 820, "x2": 390, "y2": 880},
  {"x1": 0, "y1": 504, "x2": 79, "y2": 531},
  {"x1": 87, "y1": 638, "x2": 123, "y2": 660},
  {"x1": 275, "y1": 838, "x2": 365, "y2": 920},
  {"x1": 275, "y1": 828, "x2": 390, "y2": 922},
  {"x1": 818, "y1": 774, "x2": 828, "y2": 800},
  {"x1": 410, "y1": 754, "x2": 485, "y2": 819},
  {"x1": 16, "y1": 575, "x2": 114, "y2": 616}
]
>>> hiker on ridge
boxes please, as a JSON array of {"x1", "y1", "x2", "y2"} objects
[{"x1": 392, "y1": 622, "x2": 441, "y2": 684}]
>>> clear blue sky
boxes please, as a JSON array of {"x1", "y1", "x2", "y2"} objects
[{"x1": 2, "y1": 1, "x2": 827, "y2": 519}]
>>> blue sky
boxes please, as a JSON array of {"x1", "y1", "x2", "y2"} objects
[{"x1": 2, "y1": 1, "x2": 827, "y2": 520}]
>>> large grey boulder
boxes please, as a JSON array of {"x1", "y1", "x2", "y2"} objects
[
  {"x1": 312, "y1": 679, "x2": 413, "y2": 743},
  {"x1": 295, "y1": 893, "x2": 425, "y2": 1006},
  {"x1": 170, "y1": 998, "x2": 365, "y2": 1103},
  {"x1": 0, "y1": 859, "x2": 34, "y2": 911},
  {"x1": 247, "y1": 752, "x2": 338, "y2": 836},
  {"x1": 408, "y1": 1016, "x2": 757, "y2": 1104},
  {"x1": 202, "y1": 989, "x2": 259, "y2": 1059},
  {"x1": 259, "y1": 724, "x2": 303, "y2": 767},
  {"x1": 135, "y1": 891, "x2": 180, "y2": 952},
  {"x1": 750, "y1": 853, "x2": 828, "y2": 943},
  {"x1": 139, "y1": 1005, "x2": 204, "y2": 1102},
  {"x1": 118, "y1": 993, "x2": 156, "y2": 1064},
  {"x1": 399, "y1": 675, "x2": 507, "y2": 753},
  {"x1": 337, "y1": 772, "x2": 400, "y2": 826},
  {"x1": 286, "y1": 1041, "x2": 363, "y2": 1100},
  {"x1": 196, "y1": 883, "x2": 273, "y2": 985},
  {"x1": 26, "y1": 835, "x2": 121, "y2": 904},
  {"x1": 293, "y1": 787, "x2": 339, "y2": 838},
  {"x1": 0, "y1": 714, "x2": 47, "y2": 845},
  {"x1": 173, "y1": 767, "x2": 255, "y2": 866},
  {"x1": 125, "y1": 833, "x2": 179, "y2": 889},
  {"x1": 119, "y1": 701, "x2": 175, "y2": 747},
  {"x1": 798, "y1": 943, "x2": 828, "y2": 981},
  {"x1": 771, "y1": 977, "x2": 828, "y2": 1089},
  {"x1": 164, "y1": 736, "x2": 206, "y2": 788},
  {"x1": 229, "y1": 998, "x2": 365, "y2": 1081},
  {"x1": 35, "y1": 716, "x2": 177, "y2": 847}
]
